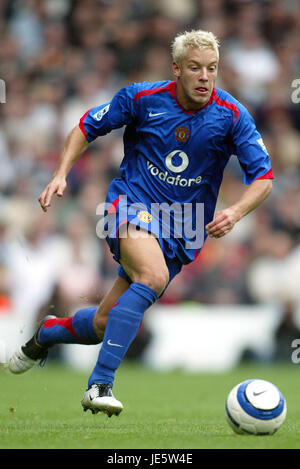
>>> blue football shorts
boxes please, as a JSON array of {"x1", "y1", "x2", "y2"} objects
[{"x1": 103, "y1": 178, "x2": 187, "y2": 295}]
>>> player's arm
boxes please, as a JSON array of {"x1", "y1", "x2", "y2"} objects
[
  {"x1": 207, "y1": 101, "x2": 274, "y2": 239},
  {"x1": 39, "y1": 85, "x2": 139, "y2": 213},
  {"x1": 206, "y1": 178, "x2": 272, "y2": 238},
  {"x1": 38, "y1": 125, "x2": 88, "y2": 212}
]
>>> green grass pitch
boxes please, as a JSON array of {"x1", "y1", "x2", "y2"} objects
[{"x1": 0, "y1": 360, "x2": 299, "y2": 449}]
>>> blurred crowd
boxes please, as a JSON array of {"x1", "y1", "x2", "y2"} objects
[{"x1": 0, "y1": 0, "x2": 299, "y2": 330}]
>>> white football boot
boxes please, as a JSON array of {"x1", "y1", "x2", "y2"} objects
[
  {"x1": 81, "y1": 383, "x2": 123, "y2": 417},
  {"x1": 8, "y1": 346, "x2": 44, "y2": 374},
  {"x1": 8, "y1": 315, "x2": 56, "y2": 374}
]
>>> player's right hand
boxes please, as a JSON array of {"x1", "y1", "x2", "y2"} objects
[{"x1": 38, "y1": 176, "x2": 67, "y2": 212}]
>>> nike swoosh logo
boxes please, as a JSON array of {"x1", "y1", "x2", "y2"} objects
[
  {"x1": 107, "y1": 339, "x2": 123, "y2": 348},
  {"x1": 253, "y1": 391, "x2": 267, "y2": 396},
  {"x1": 149, "y1": 111, "x2": 167, "y2": 117}
]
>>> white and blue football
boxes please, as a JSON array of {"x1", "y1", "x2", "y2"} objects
[{"x1": 226, "y1": 379, "x2": 287, "y2": 435}]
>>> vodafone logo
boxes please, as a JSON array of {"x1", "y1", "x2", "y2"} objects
[
  {"x1": 165, "y1": 150, "x2": 189, "y2": 173},
  {"x1": 146, "y1": 150, "x2": 202, "y2": 187}
]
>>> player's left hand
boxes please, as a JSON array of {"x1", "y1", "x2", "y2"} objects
[{"x1": 205, "y1": 207, "x2": 240, "y2": 239}]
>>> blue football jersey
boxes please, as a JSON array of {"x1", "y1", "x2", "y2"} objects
[{"x1": 79, "y1": 80, "x2": 273, "y2": 263}]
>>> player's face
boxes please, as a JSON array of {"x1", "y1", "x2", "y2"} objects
[{"x1": 172, "y1": 48, "x2": 218, "y2": 111}]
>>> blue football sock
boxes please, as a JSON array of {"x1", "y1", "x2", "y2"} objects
[
  {"x1": 88, "y1": 282, "x2": 158, "y2": 387},
  {"x1": 38, "y1": 307, "x2": 100, "y2": 345}
]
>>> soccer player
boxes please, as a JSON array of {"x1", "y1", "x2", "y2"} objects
[{"x1": 9, "y1": 30, "x2": 273, "y2": 417}]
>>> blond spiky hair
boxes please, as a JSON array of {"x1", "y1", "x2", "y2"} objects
[{"x1": 171, "y1": 30, "x2": 220, "y2": 64}]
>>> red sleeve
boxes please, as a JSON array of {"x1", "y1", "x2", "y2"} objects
[
  {"x1": 78, "y1": 108, "x2": 92, "y2": 139},
  {"x1": 255, "y1": 168, "x2": 274, "y2": 180}
]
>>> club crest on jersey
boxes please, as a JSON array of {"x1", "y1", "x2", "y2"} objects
[
  {"x1": 137, "y1": 210, "x2": 152, "y2": 223},
  {"x1": 175, "y1": 126, "x2": 190, "y2": 142}
]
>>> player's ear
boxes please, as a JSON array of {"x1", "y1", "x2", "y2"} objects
[{"x1": 172, "y1": 61, "x2": 181, "y2": 79}]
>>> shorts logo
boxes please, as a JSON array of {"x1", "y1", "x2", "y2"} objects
[
  {"x1": 137, "y1": 210, "x2": 152, "y2": 223},
  {"x1": 96, "y1": 196, "x2": 205, "y2": 250},
  {"x1": 175, "y1": 126, "x2": 190, "y2": 142}
]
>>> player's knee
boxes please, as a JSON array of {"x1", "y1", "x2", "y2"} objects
[
  {"x1": 93, "y1": 312, "x2": 108, "y2": 340},
  {"x1": 132, "y1": 267, "x2": 169, "y2": 296}
]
